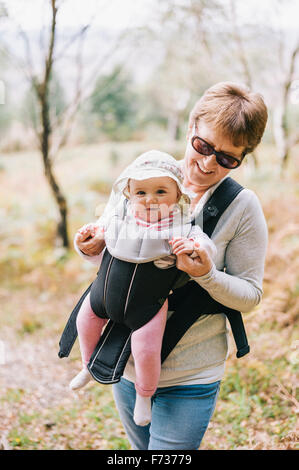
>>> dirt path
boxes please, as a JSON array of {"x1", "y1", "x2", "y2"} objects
[{"x1": 0, "y1": 326, "x2": 126, "y2": 450}]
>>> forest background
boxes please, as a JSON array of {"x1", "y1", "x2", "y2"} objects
[{"x1": 0, "y1": 0, "x2": 298, "y2": 450}]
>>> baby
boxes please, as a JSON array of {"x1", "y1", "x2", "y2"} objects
[{"x1": 70, "y1": 151, "x2": 216, "y2": 426}]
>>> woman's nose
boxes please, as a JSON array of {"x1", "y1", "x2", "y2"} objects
[{"x1": 203, "y1": 154, "x2": 217, "y2": 169}]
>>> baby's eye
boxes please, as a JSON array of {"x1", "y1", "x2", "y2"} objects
[
  {"x1": 157, "y1": 189, "x2": 166, "y2": 194},
  {"x1": 136, "y1": 191, "x2": 146, "y2": 195}
]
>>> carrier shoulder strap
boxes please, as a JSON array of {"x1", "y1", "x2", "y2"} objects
[{"x1": 193, "y1": 176, "x2": 244, "y2": 236}]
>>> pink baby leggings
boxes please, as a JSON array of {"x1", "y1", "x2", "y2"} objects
[{"x1": 76, "y1": 292, "x2": 168, "y2": 397}]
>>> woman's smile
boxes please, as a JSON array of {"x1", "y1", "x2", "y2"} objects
[{"x1": 195, "y1": 160, "x2": 214, "y2": 175}]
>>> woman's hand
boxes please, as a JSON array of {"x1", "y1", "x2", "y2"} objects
[
  {"x1": 175, "y1": 241, "x2": 213, "y2": 277},
  {"x1": 76, "y1": 223, "x2": 105, "y2": 257}
]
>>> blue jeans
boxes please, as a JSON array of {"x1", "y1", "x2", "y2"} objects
[{"x1": 112, "y1": 377, "x2": 220, "y2": 450}]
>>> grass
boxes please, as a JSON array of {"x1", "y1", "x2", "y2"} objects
[
  {"x1": 2, "y1": 383, "x2": 130, "y2": 450},
  {"x1": 0, "y1": 140, "x2": 298, "y2": 450}
]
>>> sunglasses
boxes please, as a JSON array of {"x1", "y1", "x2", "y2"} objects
[{"x1": 191, "y1": 135, "x2": 245, "y2": 169}]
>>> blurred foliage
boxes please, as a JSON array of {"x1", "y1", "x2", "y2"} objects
[
  {"x1": 88, "y1": 178, "x2": 113, "y2": 195},
  {"x1": 0, "y1": 103, "x2": 11, "y2": 136},
  {"x1": 0, "y1": 46, "x2": 12, "y2": 136},
  {"x1": 89, "y1": 66, "x2": 138, "y2": 141}
]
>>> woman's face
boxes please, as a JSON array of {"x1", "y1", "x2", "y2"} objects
[{"x1": 183, "y1": 121, "x2": 245, "y2": 191}]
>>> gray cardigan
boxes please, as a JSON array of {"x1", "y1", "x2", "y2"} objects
[{"x1": 75, "y1": 174, "x2": 268, "y2": 386}]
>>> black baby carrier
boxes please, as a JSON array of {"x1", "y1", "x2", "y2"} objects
[{"x1": 58, "y1": 177, "x2": 250, "y2": 384}]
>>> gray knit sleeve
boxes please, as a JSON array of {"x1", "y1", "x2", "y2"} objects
[{"x1": 191, "y1": 190, "x2": 268, "y2": 312}]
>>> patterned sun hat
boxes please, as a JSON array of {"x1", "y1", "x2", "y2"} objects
[{"x1": 113, "y1": 150, "x2": 191, "y2": 204}]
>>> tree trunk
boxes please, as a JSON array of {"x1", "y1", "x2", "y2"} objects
[
  {"x1": 167, "y1": 113, "x2": 180, "y2": 141},
  {"x1": 35, "y1": 1, "x2": 69, "y2": 248},
  {"x1": 275, "y1": 41, "x2": 299, "y2": 174},
  {"x1": 273, "y1": 104, "x2": 289, "y2": 175},
  {"x1": 43, "y1": 152, "x2": 69, "y2": 248},
  {"x1": 38, "y1": 84, "x2": 69, "y2": 248},
  {"x1": 229, "y1": 0, "x2": 258, "y2": 170}
]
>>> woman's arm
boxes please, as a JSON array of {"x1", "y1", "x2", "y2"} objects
[{"x1": 176, "y1": 191, "x2": 268, "y2": 312}]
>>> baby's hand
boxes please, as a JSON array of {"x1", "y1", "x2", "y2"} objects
[
  {"x1": 77, "y1": 223, "x2": 105, "y2": 242},
  {"x1": 169, "y1": 236, "x2": 196, "y2": 256}
]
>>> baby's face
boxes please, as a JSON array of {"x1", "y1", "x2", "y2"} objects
[{"x1": 128, "y1": 176, "x2": 180, "y2": 223}]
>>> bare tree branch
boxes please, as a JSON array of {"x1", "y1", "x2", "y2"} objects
[
  {"x1": 43, "y1": 0, "x2": 58, "y2": 90},
  {"x1": 31, "y1": 0, "x2": 69, "y2": 247},
  {"x1": 0, "y1": 43, "x2": 23, "y2": 75},
  {"x1": 227, "y1": 0, "x2": 261, "y2": 169},
  {"x1": 229, "y1": 0, "x2": 252, "y2": 88},
  {"x1": 50, "y1": 28, "x2": 87, "y2": 160},
  {"x1": 17, "y1": 27, "x2": 36, "y2": 82},
  {"x1": 274, "y1": 37, "x2": 299, "y2": 172},
  {"x1": 54, "y1": 24, "x2": 90, "y2": 61},
  {"x1": 284, "y1": 40, "x2": 299, "y2": 101}
]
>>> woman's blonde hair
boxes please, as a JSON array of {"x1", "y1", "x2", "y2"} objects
[{"x1": 188, "y1": 82, "x2": 268, "y2": 154}]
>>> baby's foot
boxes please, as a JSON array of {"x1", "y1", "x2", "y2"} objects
[
  {"x1": 133, "y1": 394, "x2": 152, "y2": 426},
  {"x1": 69, "y1": 368, "x2": 92, "y2": 390}
]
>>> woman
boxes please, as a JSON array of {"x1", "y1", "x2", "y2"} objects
[{"x1": 75, "y1": 82, "x2": 268, "y2": 450}]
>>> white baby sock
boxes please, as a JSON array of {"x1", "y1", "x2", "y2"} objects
[
  {"x1": 133, "y1": 394, "x2": 152, "y2": 426},
  {"x1": 69, "y1": 368, "x2": 92, "y2": 390}
]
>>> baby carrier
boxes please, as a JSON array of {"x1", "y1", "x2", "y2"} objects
[{"x1": 58, "y1": 177, "x2": 250, "y2": 384}]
